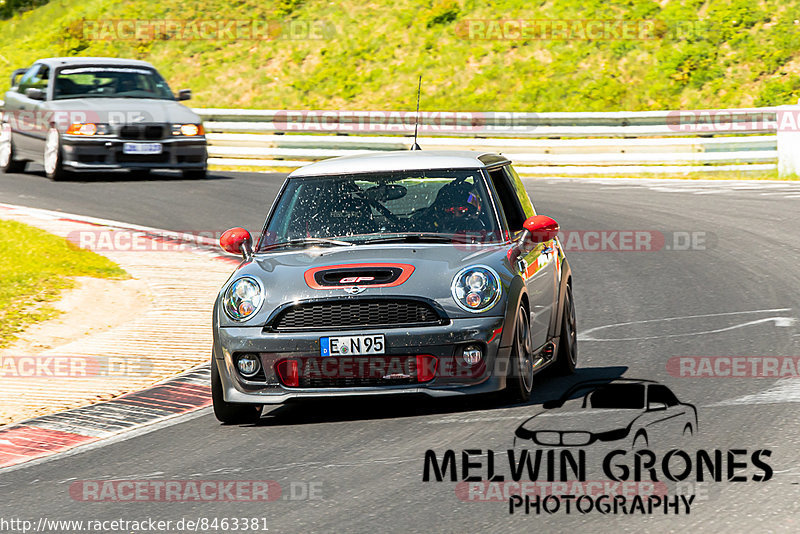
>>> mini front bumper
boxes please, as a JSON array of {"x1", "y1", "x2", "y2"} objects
[
  {"x1": 214, "y1": 316, "x2": 511, "y2": 404},
  {"x1": 61, "y1": 135, "x2": 207, "y2": 170}
]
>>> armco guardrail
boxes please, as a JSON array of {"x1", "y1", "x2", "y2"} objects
[
  {"x1": 0, "y1": 101, "x2": 786, "y2": 174},
  {"x1": 195, "y1": 107, "x2": 783, "y2": 175}
]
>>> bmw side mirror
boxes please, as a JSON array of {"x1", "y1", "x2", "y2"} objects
[
  {"x1": 177, "y1": 89, "x2": 192, "y2": 101},
  {"x1": 24, "y1": 88, "x2": 45, "y2": 101},
  {"x1": 220, "y1": 227, "x2": 253, "y2": 259},
  {"x1": 11, "y1": 68, "x2": 28, "y2": 88},
  {"x1": 647, "y1": 401, "x2": 667, "y2": 411}
]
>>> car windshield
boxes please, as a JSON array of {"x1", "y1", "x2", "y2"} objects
[
  {"x1": 586, "y1": 384, "x2": 646, "y2": 409},
  {"x1": 53, "y1": 66, "x2": 175, "y2": 100},
  {"x1": 259, "y1": 169, "x2": 503, "y2": 250}
]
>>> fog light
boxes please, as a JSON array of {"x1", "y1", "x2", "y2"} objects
[
  {"x1": 462, "y1": 345, "x2": 483, "y2": 365},
  {"x1": 236, "y1": 353, "x2": 261, "y2": 378}
]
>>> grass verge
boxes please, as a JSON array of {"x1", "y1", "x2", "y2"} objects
[
  {"x1": 2, "y1": 0, "x2": 800, "y2": 111},
  {"x1": 0, "y1": 219, "x2": 128, "y2": 347}
]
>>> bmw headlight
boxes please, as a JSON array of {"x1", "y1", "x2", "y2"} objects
[
  {"x1": 223, "y1": 277, "x2": 264, "y2": 321},
  {"x1": 172, "y1": 124, "x2": 204, "y2": 136},
  {"x1": 451, "y1": 265, "x2": 501, "y2": 313}
]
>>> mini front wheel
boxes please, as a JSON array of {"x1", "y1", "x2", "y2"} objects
[{"x1": 211, "y1": 359, "x2": 263, "y2": 424}]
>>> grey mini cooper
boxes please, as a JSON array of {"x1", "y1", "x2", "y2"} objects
[{"x1": 212, "y1": 150, "x2": 576, "y2": 423}]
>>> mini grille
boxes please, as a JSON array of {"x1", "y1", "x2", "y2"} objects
[
  {"x1": 297, "y1": 355, "x2": 418, "y2": 388},
  {"x1": 270, "y1": 299, "x2": 444, "y2": 331}
]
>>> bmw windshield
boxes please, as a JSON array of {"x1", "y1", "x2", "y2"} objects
[
  {"x1": 259, "y1": 169, "x2": 504, "y2": 251},
  {"x1": 53, "y1": 66, "x2": 176, "y2": 100}
]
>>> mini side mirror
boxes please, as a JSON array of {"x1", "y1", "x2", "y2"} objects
[
  {"x1": 510, "y1": 215, "x2": 560, "y2": 260},
  {"x1": 220, "y1": 227, "x2": 253, "y2": 258},
  {"x1": 523, "y1": 215, "x2": 559, "y2": 243},
  {"x1": 177, "y1": 89, "x2": 192, "y2": 101}
]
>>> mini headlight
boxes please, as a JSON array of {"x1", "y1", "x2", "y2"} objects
[
  {"x1": 451, "y1": 265, "x2": 501, "y2": 313},
  {"x1": 223, "y1": 277, "x2": 264, "y2": 321}
]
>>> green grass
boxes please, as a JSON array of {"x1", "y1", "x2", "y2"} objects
[
  {"x1": 0, "y1": 219, "x2": 127, "y2": 347},
  {"x1": 2, "y1": 0, "x2": 800, "y2": 111}
]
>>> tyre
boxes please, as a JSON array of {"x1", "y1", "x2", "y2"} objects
[
  {"x1": 0, "y1": 123, "x2": 26, "y2": 174},
  {"x1": 44, "y1": 127, "x2": 70, "y2": 181},
  {"x1": 211, "y1": 358, "x2": 263, "y2": 424},
  {"x1": 551, "y1": 283, "x2": 577, "y2": 375},
  {"x1": 502, "y1": 305, "x2": 535, "y2": 404},
  {"x1": 182, "y1": 168, "x2": 207, "y2": 180}
]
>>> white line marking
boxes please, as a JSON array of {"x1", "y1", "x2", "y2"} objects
[
  {"x1": 712, "y1": 380, "x2": 800, "y2": 406},
  {"x1": 578, "y1": 308, "x2": 793, "y2": 341}
]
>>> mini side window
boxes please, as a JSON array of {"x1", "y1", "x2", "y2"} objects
[{"x1": 488, "y1": 166, "x2": 526, "y2": 233}]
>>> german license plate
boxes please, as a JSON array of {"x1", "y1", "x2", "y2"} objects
[
  {"x1": 320, "y1": 334, "x2": 385, "y2": 356},
  {"x1": 122, "y1": 142, "x2": 162, "y2": 155}
]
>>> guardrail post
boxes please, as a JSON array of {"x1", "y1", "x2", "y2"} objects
[{"x1": 777, "y1": 105, "x2": 800, "y2": 177}]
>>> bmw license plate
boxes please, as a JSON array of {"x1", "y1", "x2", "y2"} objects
[
  {"x1": 122, "y1": 142, "x2": 163, "y2": 155},
  {"x1": 320, "y1": 335, "x2": 385, "y2": 356}
]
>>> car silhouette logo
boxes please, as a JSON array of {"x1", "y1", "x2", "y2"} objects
[{"x1": 514, "y1": 378, "x2": 698, "y2": 449}]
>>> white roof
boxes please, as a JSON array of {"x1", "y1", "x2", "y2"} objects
[{"x1": 288, "y1": 150, "x2": 509, "y2": 177}]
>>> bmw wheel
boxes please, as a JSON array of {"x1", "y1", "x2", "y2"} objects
[
  {"x1": 0, "y1": 123, "x2": 26, "y2": 174},
  {"x1": 44, "y1": 127, "x2": 70, "y2": 181}
]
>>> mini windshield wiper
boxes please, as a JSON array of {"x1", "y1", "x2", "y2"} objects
[
  {"x1": 261, "y1": 237, "x2": 355, "y2": 251},
  {"x1": 359, "y1": 234, "x2": 453, "y2": 244}
]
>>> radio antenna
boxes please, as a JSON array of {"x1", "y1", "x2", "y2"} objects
[{"x1": 411, "y1": 75, "x2": 422, "y2": 151}]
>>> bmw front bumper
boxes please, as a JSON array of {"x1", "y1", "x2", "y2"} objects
[{"x1": 60, "y1": 135, "x2": 207, "y2": 171}]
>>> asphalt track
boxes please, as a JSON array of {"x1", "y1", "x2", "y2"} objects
[{"x1": 0, "y1": 168, "x2": 799, "y2": 533}]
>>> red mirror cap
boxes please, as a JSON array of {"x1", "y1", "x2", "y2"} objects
[
  {"x1": 523, "y1": 215, "x2": 559, "y2": 243},
  {"x1": 220, "y1": 227, "x2": 252, "y2": 254}
]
